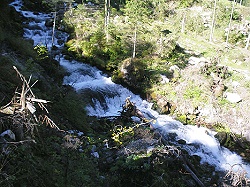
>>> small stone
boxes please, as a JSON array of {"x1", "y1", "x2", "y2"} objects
[
  {"x1": 178, "y1": 139, "x2": 186, "y2": 145},
  {"x1": 91, "y1": 152, "x2": 99, "y2": 158},
  {"x1": 240, "y1": 153, "x2": 245, "y2": 157},
  {"x1": 0, "y1": 130, "x2": 16, "y2": 140},
  {"x1": 160, "y1": 75, "x2": 169, "y2": 84},
  {"x1": 77, "y1": 131, "x2": 84, "y2": 137},
  {"x1": 224, "y1": 92, "x2": 242, "y2": 103},
  {"x1": 188, "y1": 56, "x2": 209, "y2": 65},
  {"x1": 78, "y1": 148, "x2": 84, "y2": 153}
]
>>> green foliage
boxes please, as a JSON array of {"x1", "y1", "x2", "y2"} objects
[
  {"x1": 179, "y1": 0, "x2": 200, "y2": 8},
  {"x1": 214, "y1": 123, "x2": 231, "y2": 133},
  {"x1": 177, "y1": 114, "x2": 188, "y2": 124},
  {"x1": 10, "y1": 38, "x2": 37, "y2": 57},
  {"x1": 111, "y1": 125, "x2": 135, "y2": 145},
  {"x1": 183, "y1": 83, "x2": 203, "y2": 99},
  {"x1": 0, "y1": 126, "x2": 101, "y2": 187},
  {"x1": 123, "y1": 0, "x2": 153, "y2": 23},
  {"x1": 34, "y1": 45, "x2": 49, "y2": 59},
  {"x1": 0, "y1": 28, "x2": 5, "y2": 42},
  {"x1": 0, "y1": 57, "x2": 23, "y2": 103},
  {"x1": 225, "y1": 30, "x2": 246, "y2": 46},
  {"x1": 88, "y1": 30, "x2": 107, "y2": 57},
  {"x1": 185, "y1": 13, "x2": 205, "y2": 34},
  {"x1": 105, "y1": 40, "x2": 128, "y2": 70},
  {"x1": 232, "y1": 10, "x2": 241, "y2": 20}
]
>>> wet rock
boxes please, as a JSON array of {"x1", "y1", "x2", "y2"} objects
[
  {"x1": 91, "y1": 151, "x2": 99, "y2": 158},
  {"x1": 105, "y1": 155, "x2": 114, "y2": 164},
  {"x1": 178, "y1": 139, "x2": 186, "y2": 145},
  {"x1": 214, "y1": 132, "x2": 227, "y2": 146},
  {"x1": 91, "y1": 145, "x2": 97, "y2": 152},
  {"x1": 45, "y1": 18, "x2": 53, "y2": 27},
  {"x1": 0, "y1": 129, "x2": 16, "y2": 140},
  {"x1": 167, "y1": 132, "x2": 178, "y2": 141},
  {"x1": 154, "y1": 95, "x2": 176, "y2": 114}
]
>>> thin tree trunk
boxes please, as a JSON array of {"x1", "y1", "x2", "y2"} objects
[
  {"x1": 104, "y1": 0, "x2": 110, "y2": 42},
  {"x1": 209, "y1": 0, "x2": 217, "y2": 42},
  {"x1": 226, "y1": 0, "x2": 236, "y2": 45},
  {"x1": 52, "y1": 11, "x2": 56, "y2": 48},
  {"x1": 132, "y1": 26, "x2": 137, "y2": 58},
  {"x1": 240, "y1": 0, "x2": 243, "y2": 6},
  {"x1": 105, "y1": 0, "x2": 107, "y2": 33}
]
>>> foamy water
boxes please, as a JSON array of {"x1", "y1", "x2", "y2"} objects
[{"x1": 10, "y1": 0, "x2": 250, "y2": 179}]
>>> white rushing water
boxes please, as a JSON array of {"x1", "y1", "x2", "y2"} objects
[
  {"x1": 10, "y1": 0, "x2": 250, "y2": 179},
  {"x1": 10, "y1": 0, "x2": 68, "y2": 49}
]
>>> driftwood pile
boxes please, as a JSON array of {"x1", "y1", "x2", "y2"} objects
[{"x1": 0, "y1": 66, "x2": 59, "y2": 143}]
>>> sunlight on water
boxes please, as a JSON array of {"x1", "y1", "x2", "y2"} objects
[
  {"x1": 10, "y1": 0, "x2": 250, "y2": 180},
  {"x1": 153, "y1": 116, "x2": 250, "y2": 177}
]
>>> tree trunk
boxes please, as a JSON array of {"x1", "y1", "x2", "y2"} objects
[
  {"x1": 226, "y1": 0, "x2": 236, "y2": 45},
  {"x1": 209, "y1": 0, "x2": 217, "y2": 42},
  {"x1": 104, "y1": 0, "x2": 110, "y2": 42},
  {"x1": 132, "y1": 26, "x2": 137, "y2": 58},
  {"x1": 240, "y1": 0, "x2": 243, "y2": 6},
  {"x1": 52, "y1": 11, "x2": 56, "y2": 48}
]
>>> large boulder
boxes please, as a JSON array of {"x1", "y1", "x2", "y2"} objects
[
  {"x1": 120, "y1": 58, "x2": 147, "y2": 91},
  {"x1": 188, "y1": 56, "x2": 209, "y2": 66}
]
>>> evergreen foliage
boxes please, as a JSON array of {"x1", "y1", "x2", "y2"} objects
[{"x1": 1, "y1": 0, "x2": 250, "y2": 186}]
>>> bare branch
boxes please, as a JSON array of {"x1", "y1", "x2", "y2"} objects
[
  {"x1": 41, "y1": 115, "x2": 60, "y2": 131},
  {"x1": 27, "y1": 98, "x2": 49, "y2": 103},
  {"x1": 0, "y1": 139, "x2": 36, "y2": 145}
]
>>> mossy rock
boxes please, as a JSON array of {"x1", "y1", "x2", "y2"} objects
[{"x1": 214, "y1": 132, "x2": 228, "y2": 146}]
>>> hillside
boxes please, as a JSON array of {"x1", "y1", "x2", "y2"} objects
[
  {"x1": 1, "y1": 0, "x2": 250, "y2": 186},
  {"x1": 61, "y1": 0, "x2": 250, "y2": 140}
]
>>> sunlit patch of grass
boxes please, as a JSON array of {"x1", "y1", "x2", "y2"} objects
[{"x1": 214, "y1": 123, "x2": 231, "y2": 133}]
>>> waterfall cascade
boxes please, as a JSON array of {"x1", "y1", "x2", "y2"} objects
[{"x1": 10, "y1": 0, "x2": 250, "y2": 181}]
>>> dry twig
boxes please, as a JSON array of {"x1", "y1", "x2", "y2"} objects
[{"x1": 225, "y1": 164, "x2": 248, "y2": 186}]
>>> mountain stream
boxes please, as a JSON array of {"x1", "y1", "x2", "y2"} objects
[{"x1": 10, "y1": 0, "x2": 250, "y2": 181}]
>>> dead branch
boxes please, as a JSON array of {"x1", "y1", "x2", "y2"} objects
[
  {"x1": 182, "y1": 162, "x2": 205, "y2": 187},
  {"x1": 0, "y1": 66, "x2": 61, "y2": 141},
  {"x1": 41, "y1": 115, "x2": 60, "y2": 131},
  {"x1": 225, "y1": 164, "x2": 248, "y2": 186},
  {"x1": 0, "y1": 139, "x2": 36, "y2": 145},
  {"x1": 13, "y1": 66, "x2": 49, "y2": 113}
]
